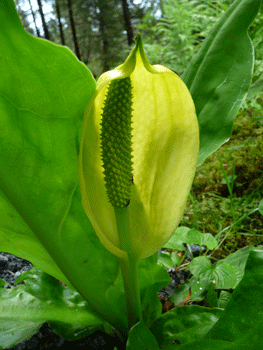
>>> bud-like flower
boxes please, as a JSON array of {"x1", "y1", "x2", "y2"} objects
[{"x1": 79, "y1": 34, "x2": 199, "y2": 260}]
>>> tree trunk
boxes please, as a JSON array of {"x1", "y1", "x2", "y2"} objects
[
  {"x1": 55, "y1": 0, "x2": 66, "y2": 45},
  {"x1": 99, "y1": 19, "x2": 110, "y2": 72},
  {"x1": 28, "y1": 0, "x2": 40, "y2": 37},
  {"x1": 121, "y1": 0, "x2": 134, "y2": 46},
  {"x1": 97, "y1": 0, "x2": 110, "y2": 72},
  {"x1": 159, "y1": 0, "x2": 164, "y2": 17},
  {"x1": 36, "y1": 0, "x2": 50, "y2": 40},
  {"x1": 67, "y1": 0, "x2": 81, "y2": 60}
]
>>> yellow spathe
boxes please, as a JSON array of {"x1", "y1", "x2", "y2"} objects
[{"x1": 79, "y1": 34, "x2": 199, "y2": 260}]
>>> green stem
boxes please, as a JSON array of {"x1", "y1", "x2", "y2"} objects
[{"x1": 114, "y1": 206, "x2": 142, "y2": 330}]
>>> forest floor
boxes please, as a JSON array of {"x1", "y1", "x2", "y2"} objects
[{"x1": 180, "y1": 105, "x2": 263, "y2": 259}]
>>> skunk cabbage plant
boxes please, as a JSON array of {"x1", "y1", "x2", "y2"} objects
[
  {"x1": 1, "y1": 0, "x2": 263, "y2": 348},
  {"x1": 79, "y1": 34, "x2": 199, "y2": 329}
]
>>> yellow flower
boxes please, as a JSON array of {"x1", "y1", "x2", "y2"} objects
[{"x1": 79, "y1": 34, "x2": 199, "y2": 260}]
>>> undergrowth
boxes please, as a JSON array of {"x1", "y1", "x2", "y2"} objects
[{"x1": 181, "y1": 105, "x2": 263, "y2": 258}]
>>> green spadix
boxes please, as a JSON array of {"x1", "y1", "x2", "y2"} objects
[{"x1": 79, "y1": 34, "x2": 199, "y2": 260}]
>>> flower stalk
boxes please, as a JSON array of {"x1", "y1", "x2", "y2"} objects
[{"x1": 115, "y1": 207, "x2": 142, "y2": 328}]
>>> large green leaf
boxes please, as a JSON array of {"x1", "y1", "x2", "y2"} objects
[
  {"x1": 127, "y1": 321, "x2": 161, "y2": 350},
  {"x1": 0, "y1": 268, "x2": 103, "y2": 348},
  {"x1": 150, "y1": 306, "x2": 223, "y2": 349},
  {"x1": 0, "y1": 0, "x2": 129, "y2": 334},
  {"x1": 182, "y1": 0, "x2": 261, "y2": 166}
]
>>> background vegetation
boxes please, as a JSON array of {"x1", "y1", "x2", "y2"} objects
[{"x1": 16, "y1": 0, "x2": 263, "y2": 257}]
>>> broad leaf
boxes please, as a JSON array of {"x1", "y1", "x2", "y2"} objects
[
  {"x1": 164, "y1": 227, "x2": 217, "y2": 250},
  {"x1": 0, "y1": 268, "x2": 103, "y2": 348},
  {"x1": 168, "y1": 283, "x2": 192, "y2": 307},
  {"x1": 217, "y1": 290, "x2": 232, "y2": 309},
  {"x1": 127, "y1": 320, "x2": 161, "y2": 350},
  {"x1": 190, "y1": 256, "x2": 237, "y2": 289},
  {"x1": 0, "y1": 0, "x2": 129, "y2": 334},
  {"x1": 224, "y1": 245, "x2": 263, "y2": 286},
  {"x1": 182, "y1": 0, "x2": 261, "y2": 165},
  {"x1": 150, "y1": 306, "x2": 223, "y2": 349},
  {"x1": 157, "y1": 251, "x2": 181, "y2": 269}
]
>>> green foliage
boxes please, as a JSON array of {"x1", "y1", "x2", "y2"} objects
[
  {"x1": 144, "y1": 0, "x2": 226, "y2": 74},
  {"x1": 182, "y1": 0, "x2": 260, "y2": 166},
  {"x1": 139, "y1": 1, "x2": 233, "y2": 74},
  {"x1": 157, "y1": 228, "x2": 257, "y2": 308},
  {"x1": 151, "y1": 250, "x2": 263, "y2": 350},
  {"x1": 164, "y1": 227, "x2": 217, "y2": 251},
  {"x1": 242, "y1": 1, "x2": 263, "y2": 109},
  {"x1": 140, "y1": 0, "x2": 263, "y2": 110},
  {"x1": 0, "y1": 268, "x2": 103, "y2": 348},
  {"x1": 126, "y1": 321, "x2": 161, "y2": 350}
]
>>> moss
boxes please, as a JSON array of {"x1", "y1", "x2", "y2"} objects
[{"x1": 181, "y1": 107, "x2": 263, "y2": 257}]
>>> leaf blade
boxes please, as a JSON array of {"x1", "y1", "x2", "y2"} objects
[
  {"x1": 0, "y1": 0, "x2": 129, "y2": 334},
  {"x1": 182, "y1": 0, "x2": 261, "y2": 166}
]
